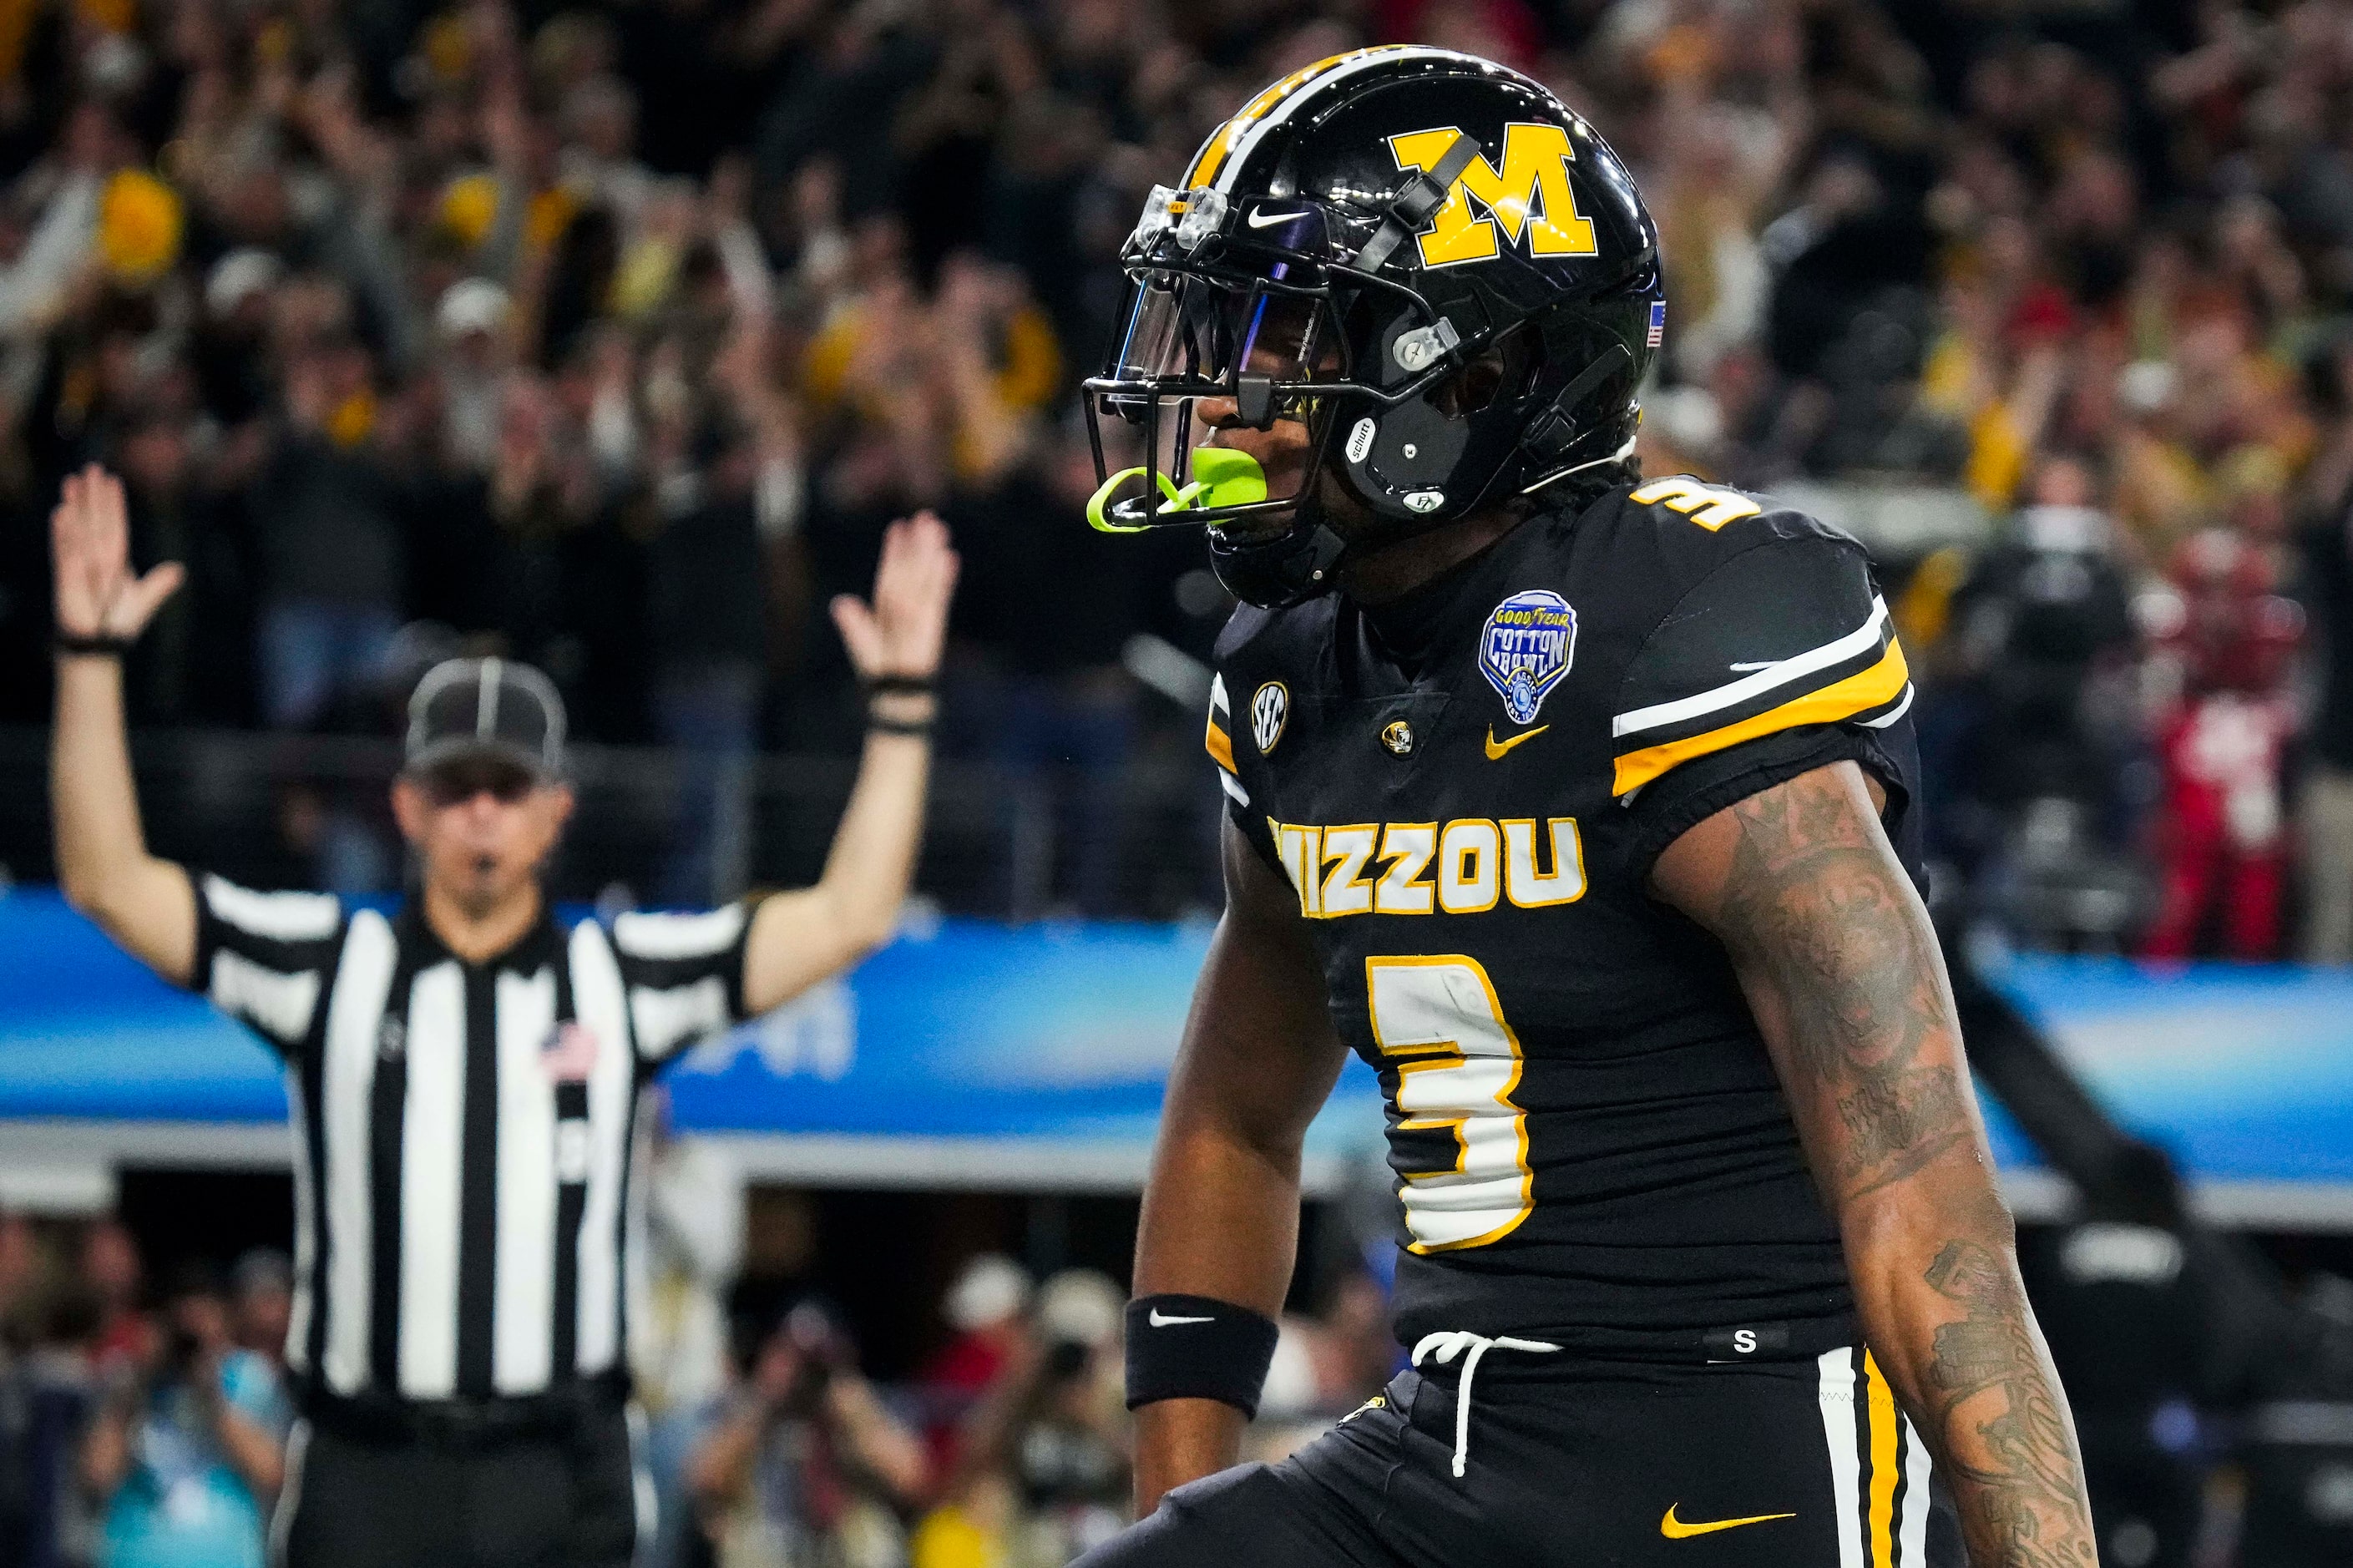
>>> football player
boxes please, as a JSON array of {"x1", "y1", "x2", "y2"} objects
[{"x1": 1074, "y1": 48, "x2": 2098, "y2": 1568}]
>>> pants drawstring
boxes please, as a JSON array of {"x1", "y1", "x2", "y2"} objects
[{"x1": 1409, "y1": 1330, "x2": 1562, "y2": 1479}]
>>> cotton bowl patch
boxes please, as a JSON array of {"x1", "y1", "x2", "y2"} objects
[{"x1": 1480, "y1": 589, "x2": 1576, "y2": 727}]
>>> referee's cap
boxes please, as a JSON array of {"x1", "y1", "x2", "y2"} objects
[{"x1": 405, "y1": 657, "x2": 567, "y2": 780}]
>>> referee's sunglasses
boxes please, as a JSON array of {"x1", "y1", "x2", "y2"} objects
[{"x1": 416, "y1": 757, "x2": 541, "y2": 807}]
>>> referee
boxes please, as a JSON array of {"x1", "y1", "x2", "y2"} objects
[{"x1": 45, "y1": 464, "x2": 959, "y2": 1568}]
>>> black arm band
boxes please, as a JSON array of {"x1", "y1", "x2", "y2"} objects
[
  {"x1": 863, "y1": 674, "x2": 937, "y2": 695},
  {"x1": 1123, "y1": 1295, "x2": 1280, "y2": 1418},
  {"x1": 867, "y1": 713, "x2": 934, "y2": 737},
  {"x1": 54, "y1": 631, "x2": 135, "y2": 658}
]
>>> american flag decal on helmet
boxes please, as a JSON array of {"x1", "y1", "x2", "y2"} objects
[{"x1": 1647, "y1": 300, "x2": 1666, "y2": 346}]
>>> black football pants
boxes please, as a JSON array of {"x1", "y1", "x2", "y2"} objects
[
  {"x1": 273, "y1": 1399, "x2": 643, "y2": 1568},
  {"x1": 1080, "y1": 1347, "x2": 1964, "y2": 1568}
]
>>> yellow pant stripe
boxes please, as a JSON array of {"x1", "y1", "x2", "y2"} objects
[{"x1": 1864, "y1": 1350, "x2": 1900, "y2": 1568}]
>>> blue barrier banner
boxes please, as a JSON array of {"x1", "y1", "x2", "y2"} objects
[
  {"x1": 1976, "y1": 953, "x2": 2353, "y2": 1184},
  {"x1": 1, "y1": 891, "x2": 2348, "y2": 1196}
]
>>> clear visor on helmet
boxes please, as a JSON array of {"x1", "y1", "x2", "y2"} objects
[{"x1": 1106, "y1": 271, "x2": 1332, "y2": 391}]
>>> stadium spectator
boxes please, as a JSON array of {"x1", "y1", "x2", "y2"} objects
[
  {"x1": 1, "y1": 1216, "x2": 101, "y2": 1568},
  {"x1": 916, "y1": 1252, "x2": 1032, "y2": 1479},
  {"x1": 80, "y1": 1264, "x2": 288, "y2": 1568},
  {"x1": 248, "y1": 334, "x2": 408, "y2": 731},
  {"x1": 935, "y1": 1269, "x2": 1129, "y2": 1567},
  {"x1": 686, "y1": 1301, "x2": 931, "y2": 1568},
  {"x1": 2301, "y1": 430, "x2": 2353, "y2": 964},
  {"x1": 225, "y1": 1252, "x2": 291, "y2": 1373},
  {"x1": 78, "y1": 1220, "x2": 148, "y2": 1377},
  {"x1": 2140, "y1": 525, "x2": 2307, "y2": 960}
]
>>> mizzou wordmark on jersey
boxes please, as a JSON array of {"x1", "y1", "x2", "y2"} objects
[{"x1": 1205, "y1": 475, "x2": 1923, "y2": 1353}]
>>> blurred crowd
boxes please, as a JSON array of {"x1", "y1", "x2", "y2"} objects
[
  {"x1": 2, "y1": 0, "x2": 2353, "y2": 943},
  {"x1": 0, "y1": 1152, "x2": 1397, "y2": 1568}
]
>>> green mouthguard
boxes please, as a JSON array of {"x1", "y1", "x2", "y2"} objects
[{"x1": 1086, "y1": 447, "x2": 1269, "y2": 534}]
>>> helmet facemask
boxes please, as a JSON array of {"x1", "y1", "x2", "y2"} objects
[{"x1": 1082, "y1": 194, "x2": 1507, "y2": 603}]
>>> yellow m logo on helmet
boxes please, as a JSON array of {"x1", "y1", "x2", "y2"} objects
[{"x1": 1386, "y1": 123, "x2": 1600, "y2": 266}]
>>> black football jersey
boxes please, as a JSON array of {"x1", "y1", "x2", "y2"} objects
[{"x1": 1204, "y1": 476, "x2": 1925, "y2": 1354}]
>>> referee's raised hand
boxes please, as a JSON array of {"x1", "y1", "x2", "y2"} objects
[
  {"x1": 52, "y1": 463, "x2": 184, "y2": 645},
  {"x1": 49, "y1": 463, "x2": 200, "y2": 984},
  {"x1": 829, "y1": 508, "x2": 959, "y2": 684},
  {"x1": 742, "y1": 508, "x2": 959, "y2": 1015}
]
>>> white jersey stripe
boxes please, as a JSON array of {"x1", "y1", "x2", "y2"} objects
[
  {"x1": 1218, "y1": 768, "x2": 1250, "y2": 807},
  {"x1": 492, "y1": 966, "x2": 559, "y2": 1393},
  {"x1": 318, "y1": 911, "x2": 396, "y2": 1395},
  {"x1": 630, "y1": 978, "x2": 731, "y2": 1062},
  {"x1": 203, "y1": 874, "x2": 342, "y2": 942},
  {"x1": 210, "y1": 950, "x2": 321, "y2": 1044},
  {"x1": 611, "y1": 903, "x2": 747, "y2": 962},
  {"x1": 571, "y1": 923, "x2": 636, "y2": 1373},
  {"x1": 1613, "y1": 598, "x2": 1892, "y2": 738},
  {"x1": 397, "y1": 961, "x2": 466, "y2": 1398},
  {"x1": 1818, "y1": 1348, "x2": 1867, "y2": 1568}
]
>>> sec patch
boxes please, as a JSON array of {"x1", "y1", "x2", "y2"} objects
[{"x1": 1480, "y1": 589, "x2": 1576, "y2": 727}]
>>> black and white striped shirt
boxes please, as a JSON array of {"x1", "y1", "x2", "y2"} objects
[{"x1": 187, "y1": 873, "x2": 751, "y2": 1404}]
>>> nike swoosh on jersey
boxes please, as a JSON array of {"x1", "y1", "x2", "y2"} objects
[
  {"x1": 1146, "y1": 1309, "x2": 1215, "y2": 1327},
  {"x1": 1483, "y1": 724, "x2": 1549, "y2": 760},
  {"x1": 1658, "y1": 1505, "x2": 1797, "y2": 1539}
]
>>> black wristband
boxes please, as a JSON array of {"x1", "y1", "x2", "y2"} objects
[
  {"x1": 863, "y1": 674, "x2": 937, "y2": 695},
  {"x1": 868, "y1": 713, "x2": 934, "y2": 737},
  {"x1": 54, "y1": 631, "x2": 134, "y2": 658},
  {"x1": 1123, "y1": 1294, "x2": 1280, "y2": 1418}
]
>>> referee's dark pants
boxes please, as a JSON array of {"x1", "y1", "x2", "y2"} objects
[{"x1": 275, "y1": 1378, "x2": 644, "y2": 1568}]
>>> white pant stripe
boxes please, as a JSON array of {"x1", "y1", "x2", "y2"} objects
[{"x1": 1817, "y1": 1347, "x2": 1866, "y2": 1568}]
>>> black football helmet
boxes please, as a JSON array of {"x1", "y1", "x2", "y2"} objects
[{"x1": 1081, "y1": 47, "x2": 1663, "y2": 608}]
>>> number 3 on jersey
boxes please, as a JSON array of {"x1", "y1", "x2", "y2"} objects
[{"x1": 1365, "y1": 956, "x2": 1534, "y2": 1252}]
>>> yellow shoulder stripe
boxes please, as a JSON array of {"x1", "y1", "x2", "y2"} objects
[
  {"x1": 1612, "y1": 638, "x2": 1909, "y2": 797},
  {"x1": 1206, "y1": 717, "x2": 1237, "y2": 773}
]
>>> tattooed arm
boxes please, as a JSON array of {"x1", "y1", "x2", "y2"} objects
[{"x1": 1652, "y1": 761, "x2": 2098, "y2": 1568}]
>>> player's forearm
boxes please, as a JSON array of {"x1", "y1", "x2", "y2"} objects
[
  {"x1": 1128, "y1": 1112, "x2": 1304, "y2": 1513},
  {"x1": 1845, "y1": 1176, "x2": 2099, "y2": 1568},
  {"x1": 1136, "y1": 1114, "x2": 1303, "y2": 1318},
  {"x1": 1133, "y1": 1398, "x2": 1247, "y2": 1518}
]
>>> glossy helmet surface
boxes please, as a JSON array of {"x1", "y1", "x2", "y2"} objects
[{"x1": 1081, "y1": 46, "x2": 1662, "y2": 608}]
